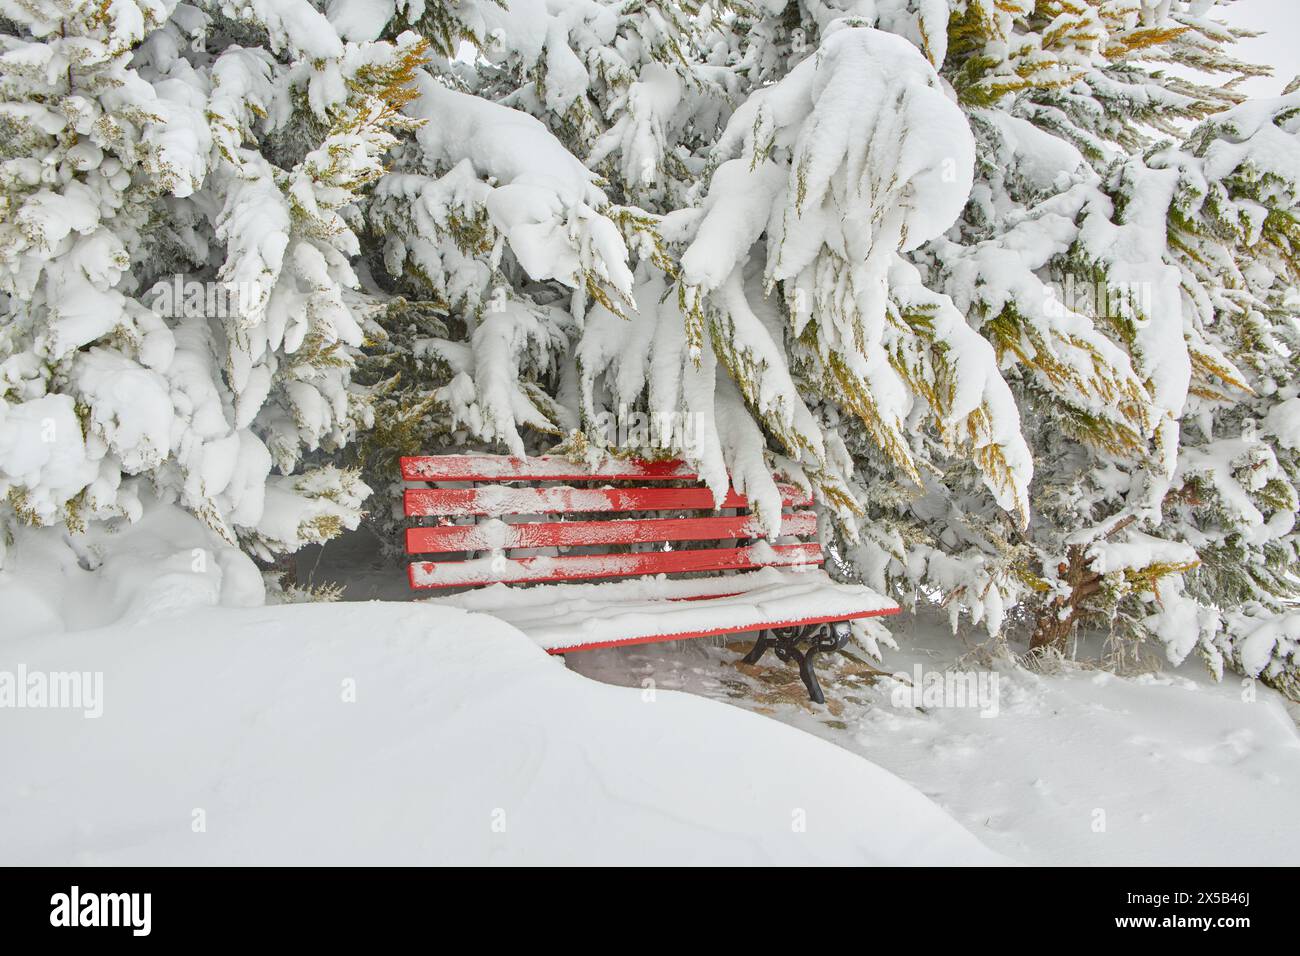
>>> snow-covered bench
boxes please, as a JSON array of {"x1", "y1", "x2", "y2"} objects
[{"x1": 402, "y1": 454, "x2": 899, "y2": 702}]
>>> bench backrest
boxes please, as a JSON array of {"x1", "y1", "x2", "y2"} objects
[{"x1": 401, "y1": 454, "x2": 823, "y2": 590}]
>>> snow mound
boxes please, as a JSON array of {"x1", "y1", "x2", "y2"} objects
[
  {"x1": 0, "y1": 499, "x2": 263, "y2": 639},
  {"x1": 0, "y1": 601, "x2": 1001, "y2": 865}
]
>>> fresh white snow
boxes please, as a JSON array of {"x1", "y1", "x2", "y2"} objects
[
  {"x1": 569, "y1": 622, "x2": 1300, "y2": 866},
  {"x1": 4, "y1": 515, "x2": 1299, "y2": 865},
  {"x1": 0, "y1": 600, "x2": 999, "y2": 865},
  {"x1": 429, "y1": 566, "x2": 897, "y2": 650}
]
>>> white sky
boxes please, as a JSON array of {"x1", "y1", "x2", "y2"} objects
[{"x1": 1221, "y1": 0, "x2": 1300, "y2": 95}]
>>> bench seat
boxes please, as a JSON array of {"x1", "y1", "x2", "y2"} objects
[
  {"x1": 425, "y1": 566, "x2": 897, "y2": 653},
  {"x1": 400, "y1": 453, "x2": 901, "y2": 701}
]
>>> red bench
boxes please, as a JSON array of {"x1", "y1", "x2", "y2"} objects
[{"x1": 401, "y1": 454, "x2": 899, "y2": 702}]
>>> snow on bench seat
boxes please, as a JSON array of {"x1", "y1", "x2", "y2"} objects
[
  {"x1": 425, "y1": 566, "x2": 897, "y2": 652},
  {"x1": 401, "y1": 453, "x2": 901, "y2": 700}
]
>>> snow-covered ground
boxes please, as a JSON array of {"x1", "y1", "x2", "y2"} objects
[
  {"x1": 0, "y1": 600, "x2": 998, "y2": 865},
  {"x1": 570, "y1": 623, "x2": 1300, "y2": 865},
  {"x1": 4, "y1": 524, "x2": 1297, "y2": 866},
  {"x1": 307, "y1": 530, "x2": 1300, "y2": 864}
]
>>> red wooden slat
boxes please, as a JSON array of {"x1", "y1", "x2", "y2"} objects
[
  {"x1": 404, "y1": 484, "x2": 812, "y2": 517},
  {"x1": 549, "y1": 606, "x2": 901, "y2": 654},
  {"x1": 406, "y1": 511, "x2": 818, "y2": 554},
  {"x1": 401, "y1": 454, "x2": 697, "y2": 482},
  {"x1": 408, "y1": 543, "x2": 823, "y2": 589}
]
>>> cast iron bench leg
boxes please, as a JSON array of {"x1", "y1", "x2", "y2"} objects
[
  {"x1": 741, "y1": 631, "x2": 774, "y2": 665},
  {"x1": 743, "y1": 622, "x2": 852, "y2": 704},
  {"x1": 796, "y1": 638, "x2": 824, "y2": 704},
  {"x1": 795, "y1": 622, "x2": 852, "y2": 704}
]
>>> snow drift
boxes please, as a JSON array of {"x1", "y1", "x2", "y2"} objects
[{"x1": 0, "y1": 600, "x2": 1001, "y2": 865}]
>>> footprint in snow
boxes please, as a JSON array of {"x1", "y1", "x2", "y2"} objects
[{"x1": 1180, "y1": 728, "x2": 1257, "y2": 765}]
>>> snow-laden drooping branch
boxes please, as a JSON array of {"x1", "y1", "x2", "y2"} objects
[
  {"x1": 670, "y1": 22, "x2": 1030, "y2": 526},
  {"x1": 404, "y1": 72, "x2": 635, "y2": 317},
  {"x1": 0, "y1": 2, "x2": 429, "y2": 569}
]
